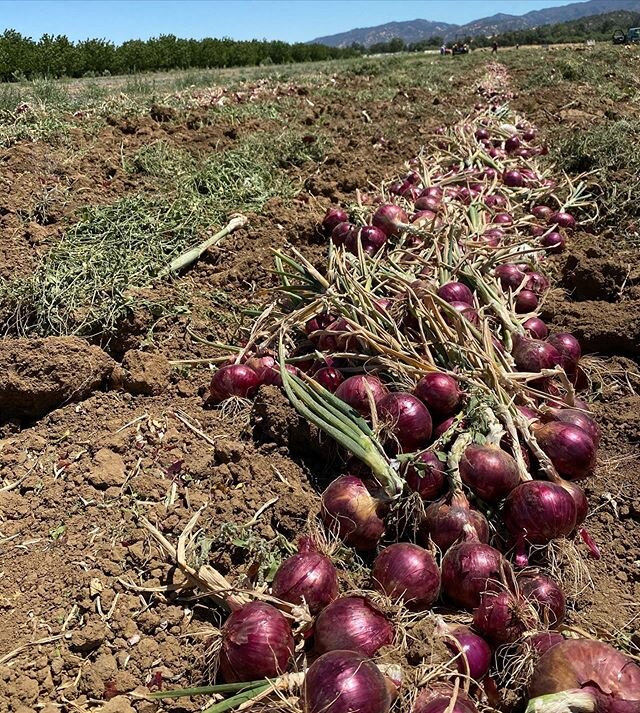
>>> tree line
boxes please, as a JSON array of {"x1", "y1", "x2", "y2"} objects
[{"x1": 0, "y1": 30, "x2": 361, "y2": 81}]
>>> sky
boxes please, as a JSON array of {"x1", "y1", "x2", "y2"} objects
[{"x1": 2, "y1": 0, "x2": 578, "y2": 44}]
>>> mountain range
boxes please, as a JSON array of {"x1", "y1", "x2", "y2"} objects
[{"x1": 311, "y1": 0, "x2": 640, "y2": 47}]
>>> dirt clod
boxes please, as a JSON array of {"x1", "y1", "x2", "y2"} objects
[{"x1": 120, "y1": 349, "x2": 171, "y2": 396}]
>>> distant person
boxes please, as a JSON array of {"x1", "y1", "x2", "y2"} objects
[
  {"x1": 440, "y1": 44, "x2": 446, "y2": 55},
  {"x1": 492, "y1": 41, "x2": 498, "y2": 54}
]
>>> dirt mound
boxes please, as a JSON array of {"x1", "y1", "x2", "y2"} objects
[{"x1": 0, "y1": 337, "x2": 115, "y2": 421}]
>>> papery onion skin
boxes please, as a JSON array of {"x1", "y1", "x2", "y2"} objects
[
  {"x1": 321, "y1": 475, "x2": 385, "y2": 550},
  {"x1": 413, "y1": 683, "x2": 479, "y2": 713},
  {"x1": 533, "y1": 422, "x2": 597, "y2": 480},
  {"x1": 441, "y1": 542, "x2": 510, "y2": 609},
  {"x1": 271, "y1": 541, "x2": 339, "y2": 615},
  {"x1": 460, "y1": 444, "x2": 520, "y2": 502},
  {"x1": 372, "y1": 543, "x2": 441, "y2": 610},
  {"x1": 323, "y1": 208, "x2": 349, "y2": 235},
  {"x1": 335, "y1": 375, "x2": 388, "y2": 418},
  {"x1": 523, "y1": 317, "x2": 549, "y2": 340},
  {"x1": 543, "y1": 407, "x2": 601, "y2": 448},
  {"x1": 445, "y1": 625, "x2": 492, "y2": 681},
  {"x1": 210, "y1": 364, "x2": 260, "y2": 402},
  {"x1": 512, "y1": 336, "x2": 561, "y2": 373},
  {"x1": 528, "y1": 639, "x2": 640, "y2": 710},
  {"x1": 314, "y1": 596, "x2": 394, "y2": 657},
  {"x1": 421, "y1": 493, "x2": 490, "y2": 552},
  {"x1": 437, "y1": 282, "x2": 474, "y2": 305},
  {"x1": 219, "y1": 601, "x2": 294, "y2": 682},
  {"x1": 547, "y1": 333, "x2": 582, "y2": 372},
  {"x1": 496, "y1": 263, "x2": 526, "y2": 291},
  {"x1": 515, "y1": 289, "x2": 539, "y2": 314},
  {"x1": 526, "y1": 631, "x2": 564, "y2": 655},
  {"x1": 314, "y1": 367, "x2": 344, "y2": 393},
  {"x1": 331, "y1": 222, "x2": 355, "y2": 247},
  {"x1": 373, "y1": 204, "x2": 408, "y2": 237},
  {"x1": 304, "y1": 650, "x2": 392, "y2": 713},
  {"x1": 404, "y1": 451, "x2": 447, "y2": 500},
  {"x1": 550, "y1": 211, "x2": 576, "y2": 231},
  {"x1": 414, "y1": 373, "x2": 461, "y2": 418},
  {"x1": 517, "y1": 572, "x2": 566, "y2": 627},
  {"x1": 473, "y1": 590, "x2": 536, "y2": 646},
  {"x1": 378, "y1": 392, "x2": 433, "y2": 451},
  {"x1": 503, "y1": 481, "x2": 577, "y2": 545}
]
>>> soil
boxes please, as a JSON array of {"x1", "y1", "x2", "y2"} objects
[{"x1": 0, "y1": 58, "x2": 638, "y2": 713}]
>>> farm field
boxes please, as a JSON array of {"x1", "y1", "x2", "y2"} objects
[{"x1": 0, "y1": 44, "x2": 639, "y2": 712}]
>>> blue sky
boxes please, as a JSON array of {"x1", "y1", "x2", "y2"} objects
[{"x1": 2, "y1": 1, "x2": 577, "y2": 44}]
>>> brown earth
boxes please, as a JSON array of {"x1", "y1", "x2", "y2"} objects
[{"x1": 0, "y1": 58, "x2": 638, "y2": 713}]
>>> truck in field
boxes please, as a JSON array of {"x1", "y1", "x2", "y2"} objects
[{"x1": 613, "y1": 27, "x2": 640, "y2": 44}]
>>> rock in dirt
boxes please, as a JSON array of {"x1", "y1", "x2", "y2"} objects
[
  {"x1": 88, "y1": 449, "x2": 127, "y2": 489},
  {"x1": 0, "y1": 337, "x2": 115, "y2": 420},
  {"x1": 119, "y1": 350, "x2": 171, "y2": 396}
]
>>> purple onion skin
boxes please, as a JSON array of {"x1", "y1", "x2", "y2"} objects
[
  {"x1": 331, "y1": 221, "x2": 355, "y2": 247},
  {"x1": 220, "y1": 602, "x2": 293, "y2": 682},
  {"x1": 314, "y1": 367, "x2": 344, "y2": 393},
  {"x1": 413, "y1": 683, "x2": 478, "y2": 713},
  {"x1": 532, "y1": 205, "x2": 553, "y2": 220},
  {"x1": 493, "y1": 212, "x2": 514, "y2": 226},
  {"x1": 525, "y1": 271, "x2": 550, "y2": 294},
  {"x1": 460, "y1": 445, "x2": 520, "y2": 502},
  {"x1": 523, "y1": 317, "x2": 549, "y2": 340},
  {"x1": 321, "y1": 475, "x2": 385, "y2": 550},
  {"x1": 505, "y1": 135, "x2": 521, "y2": 153},
  {"x1": 372, "y1": 204, "x2": 408, "y2": 238},
  {"x1": 404, "y1": 451, "x2": 447, "y2": 500},
  {"x1": 305, "y1": 650, "x2": 392, "y2": 713},
  {"x1": 445, "y1": 625, "x2": 492, "y2": 681},
  {"x1": 495, "y1": 264, "x2": 526, "y2": 291},
  {"x1": 503, "y1": 170, "x2": 524, "y2": 187},
  {"x1": 314, "y1": 596, "x2": 394, "y2": 657},
  {"x1": 529, "y1": 639, "x2": 640, "y2": 711},
  {"x1": 437, "y1": 281, "x2": 474, "y2": 306},
  {"x1": 377, "y1": 392, "x2": 433, "y2": 451},
  {"x1": 526, "y1": 631, "x2": 564, "y2": 655},
  {"x1": 550, "y1": 211, "x2": 576, "y2": 230},
  {"x1": 271, "y1": 546, "x2": 338, "y2": 615},
  {"x1": 543, "y1": 408, "x2": 600, "y2": 448},
  {"x1": 561, "y1": 480, "x2": 589, "y2": 526},
  {"x1": 421, "y1": 495, "x2": 489, "y2": 552},
  {"x1": 515, "y1": 289, "x2": 539, "y2": 314},
  {"x1": 533, "y1": 421, "x2": 597, "y2": 480},
  {"x1": 517, "y1": 572, "x2": 566, "y2": 627},
  {"x1": 352, "y1": 225, "x2": 387, "y2": 256},
  {"x1": 512, "y1": 336, "x2": 562, "y2": 373},
  {"x1": 503, "y1": 481, "x2": 577, "y2": 545},
  {"x1": 323, "y1": 208, "x2": 349, "y2": 235},
  {"x1": 473, "y1": 590, "x2": 535, "y2": 646},
  {"x1": 433, "y1": 416, "x2": 456, "y2": 439},
  {"x1": 542, "y1": 231, "x2": 565, "y2": 253},
  {"x1": 414, "y1": 373, "x2": 461, "y2": 418},
  {"x1": 210, "y1": 364, "x2": 260, "y2": 402},
  {"x1": 547, "y1": 333, "x2": 582, "y2": 372},
  {"x1": 372, "y1": 543, "x2": 441, "y2": 610},
  {"x1": 335, "y1": 375, "x2": 388, "y2": 418},
  {"x1": 441, "y1": 542, "x2": 510, "y2": 609},
  {"x1": 415, "y1": 196, "x2": 441, "y2": 212},
  {"x1": 446, "y1": 301, "x2": 479, "y2": 326}
]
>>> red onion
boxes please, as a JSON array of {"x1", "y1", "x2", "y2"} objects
[
  {"x1": 541, "y1": 231, "x2": 565, "y2": 253},
  {"x1": 532, "y1": 205, "x2": 553, "y2": 220},
  {"x1": 331, "y1": 221, "x2": 355, "y2": 246},
  {"x1": 210, "y1": 364, "x2": 260, "y2": 402},
  {"x1": 502, "y1": 481, "x2": 577, "y2": 545},
  {"x1": 524, "y1": 271, "x2": 550, "y2": 294},
  {"x1": 323, "y1": 208, "x2": 349, "y2": 234},
  {"x1": 373, "y1": 204, "x2": 408, "y2": 237},
  {"x1": 421, "y1": 492, "x2": 489, "y2": 552},
  {"x1": 314, "y1": 596, "x2": 394, "y2": 657},
  {"x1": 321, "y1": 475, "x2": 385, "y2": 550},
  {"x1": 533, "y1": 421, "x2": 596, "y2": 479},
  {"x1": 421, "y1": 186, "x2": 443, "y2": 200},
  {"x1": 542, "y1": 407, "x2": 600, "y2": 447},
  {"x1": 530, "y1": 224, "x2": 546, "y2": 237},
  {"x1": 414, "y1": 373, "x2": 461, "y2": 418},
  {"x1": 526, "y1": 631, "x2": 564, "y2": 655},
  {"x1": 529, "y1": 639, "x2": 640, "y2": 712},
  {"x1": 493, "y1": 212, "x2": 514, "y2": 226},
  {"x1": 413, "y1": 683, "x2": 478, "y2": 713},
  {"x1": 475, "y1": 128, "x2": 490, "y2": 141},
  {"x1": 515, "y1": 289, "x2": 539, "y2": 314},
  {"x1": 460, "y1": 444, "x2": 520, "y2": 502},
  {"x1": 560, "y1": 480, "x2": 589, "y2": 526},
  {"x1": 335, "y1": 375, "x2": 388, "y2": 418},
  {"x1": 271, "y1": 539, "x2": 338, "y2": 615},
  {"x1": 304, "y1": 650, "x2": 392, "y2": 713},
  {"x1": 504, "y1": 135, "x2": 521, "y2": 153},
  {"x1": 372, "y1": 543, "x2": 440, "y2": 609},
  {"x1": 441, "y1": 541, "x2": 509, "y2": 609},
  {"x1": 523, "y1": 317, "x2": 549, "y2": 339},
  {"x1": 495, "y1": 263, "x2": 526, "y2": 291},
  {"x1": 404, "y1": 451, "x2": 447, "y2": 500},
  {"x1": 512, "y1": 336, "x2": 562, "y2": 373},
  {"x1": 503, "y1": 169, "x2": 524, "y2": 187},
  {"x1": 433, "y1": 416, "x2": 457, "y2": 439},
  {"x1": 547, "y1": 333, "x2": 582, "y2": 372},
  {"x1": 550, "y1": 211, "x2": 576, "y2": 230},
  {"x1": 415, "y1": 196, "x2": 441, "y2": 212},
  {"x1": 437, "y1": 281, "x2": 474, "y2": 305},
  {"x1": 351, "y1": 225, "x2": 387, "y2": 256},
  {"x1": 219, "y1": 602, "x2": 293, "y2": 682},
  {"x1": 440, "y1": 623, "x2": 492, "y2": 681},
  {"x1": 377, "y1": 392, "x2": 433, "y2": 451},
  {"x1": 446, "y1": 301, "x2": 480, "y2": 326},
  {"x1": 523, "y1": 128, "x2": 536, "y2": 141},
  {"x1": 517, "y1": 572, "x2": 566, "y2": 627},
  {"x1": 473, "y1": 590, "x2": 536, "y2": 645}
]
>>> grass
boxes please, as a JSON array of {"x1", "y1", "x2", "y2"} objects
[{"x1": 0, "y1": 130, "x2": 328, "y2": 339}]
